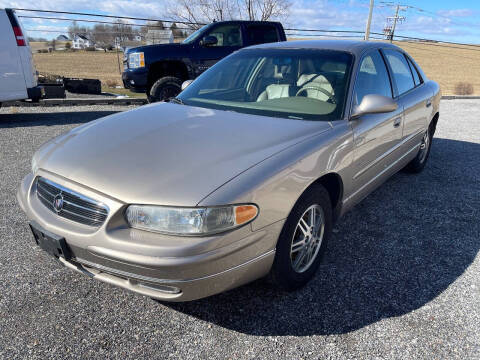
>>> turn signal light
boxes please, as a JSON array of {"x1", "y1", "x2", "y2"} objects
[{"x1": 235, "y1": 205, "x2": 258, "y2": 225}]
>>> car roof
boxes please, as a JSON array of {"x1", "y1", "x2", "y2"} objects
[{"x1": 246, "y1": 39, "x2": 401, "y2": 55}]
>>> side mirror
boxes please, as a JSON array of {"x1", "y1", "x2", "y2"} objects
[
  {"x1": 181, "y1": 79, "x2": 193, "y2": 91},
  {"x1": 201, "y1": 36, "x2": 218, "y2": 47},
  {"x1": 351, "y1": 94, "x2": 398, "y2": 119}
]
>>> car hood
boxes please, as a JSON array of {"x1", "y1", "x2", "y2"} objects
[{"x1": 34, "y1": 103, "x2": 332, "y2": 206}]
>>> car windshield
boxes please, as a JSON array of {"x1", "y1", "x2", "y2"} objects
[
  {"x1": 178, "y1": 48, "x2": 354, "y2": 121},
  {"x1": 182, "y1": 24, "x2": 212, "y2": 44}
]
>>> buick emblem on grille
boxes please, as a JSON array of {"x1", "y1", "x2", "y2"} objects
[{"x1": 52, "y1": 194, "x2": 64, "y2": 212}]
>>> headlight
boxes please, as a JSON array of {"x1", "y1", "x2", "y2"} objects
[
  {"x1": 128, "y1": 52, "x2": 145, "y2": 69},
  {"x1": 125, "y1": 204, "x2": 258, "y2": 236}
]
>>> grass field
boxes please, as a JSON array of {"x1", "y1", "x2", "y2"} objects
[
  {"x1": 32, "y1": 40, "x2": 480, "y2": 95},
  {"x1": 392, "y1": 41, "x2": 480, "y2": 95}
]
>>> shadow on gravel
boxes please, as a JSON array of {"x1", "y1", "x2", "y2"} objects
[
  {"x1": 0, "y1": 111, "x2": 119, "y2": 128},
  {"x1": 167, "y1": 137, "x2": 480, "y2": 336}
]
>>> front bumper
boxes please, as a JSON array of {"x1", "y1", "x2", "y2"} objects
[
  {"x1": 122, "y1": 68, "x2": 148, "y2": 93},
  {"x1": 17, "y1": 172, "x2": 281, "y2": 301}
]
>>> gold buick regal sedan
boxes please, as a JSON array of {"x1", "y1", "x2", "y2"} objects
[{"x1": 17, "y1": 40, "x2": 440, "y2": 301}]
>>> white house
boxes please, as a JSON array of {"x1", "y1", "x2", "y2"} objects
[
  {"x1": 146, "y1": 30, "x2": 173, "y2": 45},
  {"x1": 72, "y1": 34, "x2": 93, "y2": 49}
]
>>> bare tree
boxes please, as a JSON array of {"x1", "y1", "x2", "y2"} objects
[
  {"x1": 68, "y1": 21, "x2": 88, "y2": 39},
  {"x1": 168, "y1": 0, "x2": 290, "y2": 26},
  {"x1": 240, "y1": 0, "x2": 291, "y2": 21}
]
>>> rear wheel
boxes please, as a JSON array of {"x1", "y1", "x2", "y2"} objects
[
  {"x1": 148, "y1": 76, "x2": 182, "y2": 103},
  {"x1": 269, "y1": 184, "x2": 332, "y2": 291},
  {"x1": 404, "y1": 125, "x2": 433, "y2": 173}
]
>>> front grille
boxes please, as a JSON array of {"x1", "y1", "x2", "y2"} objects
[{"x1": 36, "y1": 177, "x2": 109, "y2": 227}]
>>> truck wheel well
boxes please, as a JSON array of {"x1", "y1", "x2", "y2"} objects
[
  {"x1": 310, "y1": 173, "x2": 343, "y2": 223},
  {"x1": 148, "y1": 61, "x2": 188, "y2": 90}
]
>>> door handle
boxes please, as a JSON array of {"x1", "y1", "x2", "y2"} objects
[
  {"x1": 393, "y1": 117, "x2": 402, "y2": 128},
  {"x1": 426, "y1": 99, "x2": 432, "y2": 108}
]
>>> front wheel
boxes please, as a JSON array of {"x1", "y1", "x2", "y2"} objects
[
  {"x1": 269, "y1": 184, "x2": 332, "y2": 291},
  {"x1": 148, "y1": 76, "x2": 183, "y2": 103}
]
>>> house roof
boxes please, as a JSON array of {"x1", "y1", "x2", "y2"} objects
[{"x1": 75, "y1": 34, "x2": 90, "y2": 41}]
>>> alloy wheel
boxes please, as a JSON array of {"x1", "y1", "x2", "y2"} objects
[
  {"x1": 290, "y1": 204, "x2": 325, "y2": 273},
  {"x1": 418, "y1": 131, "x2": 430, "y2": 163}
]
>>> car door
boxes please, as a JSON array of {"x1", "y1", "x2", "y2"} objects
[
  {"x1": 191, "y1": 23, "x2": 243, "y2": 75},
  {"x1": 382, "y1": 49, "x2": 432, "y2": 150},
  {"x1": 349, "y1": 49, "x2": 404, "y2": 202}
]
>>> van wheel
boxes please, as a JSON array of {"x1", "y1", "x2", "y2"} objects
[
  {"x1": 269, "y1": 184, "x2": 332, "y2": 291},
  {"x1": 148, "y1": 76, "x2": 182, "y2": 103}
]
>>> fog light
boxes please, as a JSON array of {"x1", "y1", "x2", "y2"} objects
[
  {"x1": 130, "y1": 79, "x2": 135, "y2": 85},
  {"x1": 137, "y1": 282, "x2": 181, "y2": 294}
]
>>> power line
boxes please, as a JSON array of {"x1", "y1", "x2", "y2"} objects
[
  {"x1": 15, "y1": 7, "x2": 480, "y2": 48},
  {"x1": 26, "y1": 28, "x2": 144, "y2": 35},
  {"x1": 20, "y1": 14, "x2": 385, "y2": 36},
  {"x1": 284, "y1": 28, "x2": 366, "y2": 34},
  {"x1": 18, "y1": 15, "x2": 190, "y2": 29},
  {"x1": 13, "y1": 8, "x2": 206, "y2": 26},
  {"x1": 407, "y1": 5, "x2": 478, "y2": 27}
]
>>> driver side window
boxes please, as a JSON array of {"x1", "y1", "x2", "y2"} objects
[
  {"x1": 204, "y1": 25, "x2": 242, "y2": 47},
  {"x1": 354, "y1": 51, "x2": 392, "y2": 105}
]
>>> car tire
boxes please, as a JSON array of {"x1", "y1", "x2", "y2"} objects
[
  {"x1": 269, "y1": 184, "x2": 332, "y2": 291},
  {"x1": 404, "y1": 124, "x2": 434, "y2": 173},
  {"x1": 148, "y1": 76, "x2": 183, "y2": 103}
]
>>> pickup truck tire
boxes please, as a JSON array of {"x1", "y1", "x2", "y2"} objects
[
  {"x1": 268, "y1": 184, "x2": 332, "y2": 292},
  {"x1": 148, "y1": 76, "x2": 183, "y2": 103}
]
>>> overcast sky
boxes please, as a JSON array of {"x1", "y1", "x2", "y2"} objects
[{"x1": 1, "y1": 0, "x2": 478, "y2": 43}]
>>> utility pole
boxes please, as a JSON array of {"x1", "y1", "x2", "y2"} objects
[
  {"x1": 390, "y1": 5, "x2": 400, "y2": 43},
  {"x1": 381, "y1": 2, "x2": 407, "y2": 42},
  {"x1": 364, "y1": 0, "x2": 375, "y2": 40}
]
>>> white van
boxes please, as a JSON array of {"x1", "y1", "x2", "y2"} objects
[{"x1": 0, "y1": 8, "x2": 43, "y2": 105}]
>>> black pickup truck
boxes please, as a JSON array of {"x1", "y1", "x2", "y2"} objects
[{"x1": 122, "y1": 20, "x2": 286, "y2": 102}]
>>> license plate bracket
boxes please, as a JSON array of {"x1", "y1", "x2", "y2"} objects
[{"x1": 29, "y1": 221, "x2": 72, "y2": 261}]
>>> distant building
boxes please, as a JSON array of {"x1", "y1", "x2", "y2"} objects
[
  {"x1": 146, "y1": 30, "x2": 173, "y2": 45},
  {"x1": 72, "y1": 34, "x2": 93, "y2": 49},
  {"x1": 56, "y1": 35, "x2": 69, "y2": 41}
]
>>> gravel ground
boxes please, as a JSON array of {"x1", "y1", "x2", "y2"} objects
[{"x1": 0, "y1": 101, "x2": 479, "y2": 359}]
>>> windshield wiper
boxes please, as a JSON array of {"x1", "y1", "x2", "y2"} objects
[{"x1": 169, "y1": 97, "x2": 184, "y2": 105}]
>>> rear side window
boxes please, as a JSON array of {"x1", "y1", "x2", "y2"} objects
[
  {"x1": 246, "y1": 25, "x2": 279, "y2": 45},
  {"x1": 204, "y1": 25, "x2": 242, "y2": 47},
  {"x1": 354, "y1": 50, "x2": 392, "y2": 105},
  {"x1": 406, "y1": 56, "x2": 422, "y2": 86},
  {"x1": 383, "y1": 49, "x2": 415, "y2": 95}
]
